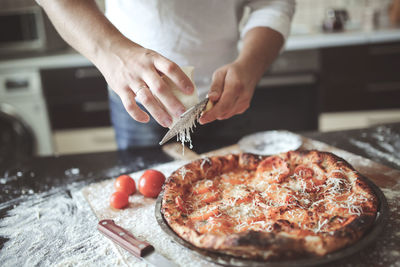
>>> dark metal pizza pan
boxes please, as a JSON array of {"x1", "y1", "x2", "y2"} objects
[{"x1": 155, "y1": 175, "x2": 389, "y2": 267}]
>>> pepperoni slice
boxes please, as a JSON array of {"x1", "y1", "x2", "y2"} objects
[
  {"x1": 222, "y1": 186, "x2": 253, "y2": 205},
  {"x1": 199, "y1": 191, "x2": 220, "y2": 203},
  {"x1": 294, "y1": 164, "x2": 326, "y2": 192},
  {"x1": 285, "y1": 194, "x2": 297, "y2": 204},
  {"x1": 310, "y1": 164, "x2": 327, "y2": 186},
  {"x1": 256, "y1": 156, "x2": 290, "y2": 183},
  {"x1": 294, "y1": 165, "x2": 314, "y2": 179},
  {"x1": 192, "y1": 179, "x2": 215, "y2": 195},
  {"x1": 175, "y1": 196, "x2": 188, "y2": 213},
  {"x1": 221, "y1": 171, "x2": 249, "y2": 185},
  {"x1": 246, "y1": 214, "x2": 266, "y2": 224},
  {"x1": 190, "y1": 206, "x2": 220, "y2": 221}
]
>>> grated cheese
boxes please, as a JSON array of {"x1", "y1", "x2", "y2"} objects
[{"x1": 179, "y1": 157, "x2": 372, "y2": 237}]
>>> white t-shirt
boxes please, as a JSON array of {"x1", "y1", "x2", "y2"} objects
[{"x1": 105, "y1": 0, "x2": 295, "y2": 96}]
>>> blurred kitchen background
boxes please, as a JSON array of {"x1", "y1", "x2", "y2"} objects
[{"x1": 0, "y1": 0, "x2": 400, "y2": 160}]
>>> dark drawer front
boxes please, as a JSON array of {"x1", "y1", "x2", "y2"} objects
[
  {"x1": 41, "y1": 66, "x2": 111, "y2": 129},
  {"x1": 47, "y1": 101, "x2": 111, "y2": 129},
  {"x1": 321, "y1": 43, "x2": 400, "y2": 112},
  {"x1": 364, "y1": 42, "x2": 400, "y2": 110},
  {"x1": 368, "y1": 41, "x2": 400, "y2": 82},
  {"x1": 41, "y1": 66, "x2": 107, "y2": 100}
]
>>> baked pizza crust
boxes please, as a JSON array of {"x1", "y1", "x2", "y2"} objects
[{"x1": 161, "y1": 150, "x2": 378, "y2": 260}]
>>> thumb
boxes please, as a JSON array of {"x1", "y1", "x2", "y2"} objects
[{"x1": 207, "y1": 70, "x2": 225, "y2": 102}]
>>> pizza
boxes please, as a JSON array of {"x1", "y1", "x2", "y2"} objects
[{"x1": 161, "y1": 150, "x2": 379, "y2": 260}]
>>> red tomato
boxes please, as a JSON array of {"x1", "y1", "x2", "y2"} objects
[
  {"x1": 110, "y1": 191, "x2": 129, "y2": 209},
  {"x1": 115, "y1": 175, "x2": 136, "y2": 195},
  {"x1": 138, "y1": 169, "x2": 166, "y2": 198}
]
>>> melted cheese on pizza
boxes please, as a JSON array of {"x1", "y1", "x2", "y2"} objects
[{"x1": 175, "y1": 156, "x2": 375, "y2": 236}]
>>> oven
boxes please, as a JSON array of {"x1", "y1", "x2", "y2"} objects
[
  {"x1": 0, "y1": 70, "x2": 53, "y2": 159},
  {"x1": 0, "y1": 1, "x2": 67, "y2": 57}
]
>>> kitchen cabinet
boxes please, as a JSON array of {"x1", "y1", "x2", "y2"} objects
[
  {"x1": 319, "y1": 41, "x2": 400, "y2": 131},
  {"x1": 320, "y1": 41, "x2": 400, "y2": 112},
  {"x1": 40, "y1": 66, "x2": 115, "y2": 154},
  {"x1": 41, "y1": 66, "x2": 110, "y2": 130}
]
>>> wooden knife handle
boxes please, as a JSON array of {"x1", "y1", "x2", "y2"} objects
[{"x1": 97, "y1": 219, "x2": 154, "y2": 258}]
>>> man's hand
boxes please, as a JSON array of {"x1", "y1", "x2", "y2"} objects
[
  {"x1": 98, "y1": 42, "x2": 194, "y2": 128},
  {"x1": 39, "y1": 0, "x2": 193, "y2": 128},
  {"x1": 199, "y1": 27, "x2": 284, "y2": 125},
  {"x1": 199, "y1": 61, "x2": 257, "y2": 124}
]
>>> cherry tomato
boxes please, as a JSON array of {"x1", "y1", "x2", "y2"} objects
[
  {"x1": 115, "y1": 174, "x2": 136, "y2": 195},
  {"x1": 138, "y1": 169, "x2": 166, "y2": 198},
  {"x1": 110, "y1": 191, "x2": 129, "y2": 209}
]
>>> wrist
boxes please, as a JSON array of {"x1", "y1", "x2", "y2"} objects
[
  {"x1": 233, "y1": 57, "x2": 265, "y2": 88},
  {"x1": 92, "y1": 35, "x2": 141, "y2": 71}
]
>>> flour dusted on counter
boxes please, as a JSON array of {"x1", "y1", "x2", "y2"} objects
[
  {"x1": 0, "y1": 182, "x2": 123, "y2": 266},
  {"x1": 349, "y1": 125, "x2": 400, "y2": 169}
]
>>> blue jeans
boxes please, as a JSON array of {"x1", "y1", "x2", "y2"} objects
[{"x1": 108, "y1": 90, "x2": 165, "y2": 149}]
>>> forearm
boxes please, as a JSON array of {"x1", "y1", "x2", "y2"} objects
[
  {"x1": 235, "y1": 27, "x2": 284, "y2": 87},
  {"x1": 200, "y1": 27, "x2": 284, "y2": 124},
  {"x1": 39, "y1": 0, "x2": 135, "y2": 66}
]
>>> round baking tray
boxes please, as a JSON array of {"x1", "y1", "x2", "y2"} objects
[{"x1": 155, "y1": 175, "x2": 389, "y2": 266}]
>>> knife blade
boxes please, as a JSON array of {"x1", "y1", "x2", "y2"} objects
[
  {"x1": 159, "y1": 97, "x2": 209, "y2": 146},
  {"x1": 98, "y1": 219, "x2": 176, "y2": 267}
]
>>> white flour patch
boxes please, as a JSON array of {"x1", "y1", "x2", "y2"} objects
[
  {"x1": 0, "y1": 182, "x2": 123, "y2": 267},
  {"x1": 349, "y1": 125, "x2": 400, "y2": 169},
  {"x1": 349, "y1": 139, "x2": 400, "y2": 168}
]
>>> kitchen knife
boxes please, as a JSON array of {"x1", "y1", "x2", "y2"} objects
[
  {"x1": 159, "y1": 97, "x2": 211, "y2": 145},
  {"x1": 98, "y1": 219, "x2": 176, "y2": 267}
]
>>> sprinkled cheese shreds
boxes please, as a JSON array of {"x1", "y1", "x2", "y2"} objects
[
  {"x1": 175, "y1": 153, "x2": 374, "y2": 240},
  {"x1": 200, "y1": 157, "x2": 212, "y2": 171},
  {"x1": 313, "y1": 218, "x2": 329, "y2": 233},
  {"x1": 176, "y1": 119, "x2": 196, "y2": 154},
  {"x1": 179, "y1": 167, "x2": 191, "y2": 180}
]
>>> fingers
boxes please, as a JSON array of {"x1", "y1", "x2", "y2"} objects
[
  {"x1": 200, "y1": 71, "x2": 241, "y2": 124},
  {"x1": 207, "y1": 69, "x2": 225, "y2": 102},
  {"x1": 105, "y1": 47, "x2": 194, "y2": 128},
  {"x1": 214, "y1": 77, "x2": 243, "y2": 119},
  {"x1": 199, "y1": 69, "x2": 252, "y2": 125},
  {"x1": 153, "y1": 56, "x2": 194, "y2": 94},
  {"x1": 199, "y1": 70, "x2": 226, "y2": 124},
  {"x1": 142, "y1": 69, "x2": 186, "y2": 118},
  {"x1": 131, "y1": 81, "x2": 173, "y2": 128},
  {"x1": 119, "y1": 89, "x2": 150, "y2": 123}
]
